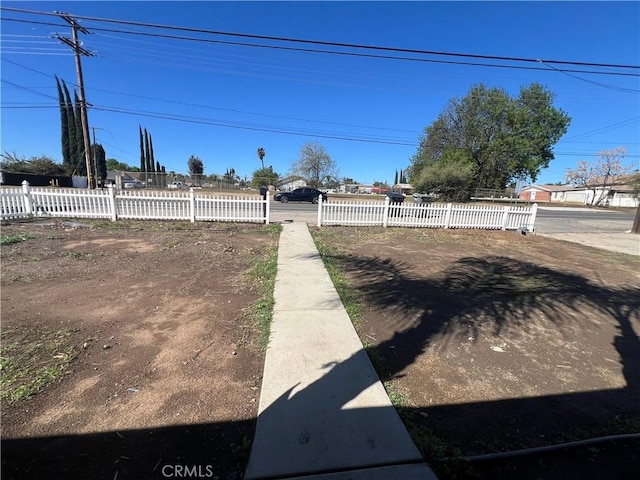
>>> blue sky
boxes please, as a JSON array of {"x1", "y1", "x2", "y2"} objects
[{"x1": 1, "y1": 1, "x2": 639, "y2": 186}]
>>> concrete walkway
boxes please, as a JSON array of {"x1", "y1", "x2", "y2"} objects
[{"x1": 244, "y1": 222, "x2": 436, "y2": 479}]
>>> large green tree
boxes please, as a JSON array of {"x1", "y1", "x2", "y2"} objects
[
  {"x1": 410, "y1": 83, "x2": 570, "y2": 199},
  {"x1": 290, "y1": 141, "x2": 339, "y2": 188},
  {"x1": 251, "y1": 166, "x2": 279, "y2": 188},
  {"x1": 106, "y1": 158, "x2": 140, "y2": 172}
]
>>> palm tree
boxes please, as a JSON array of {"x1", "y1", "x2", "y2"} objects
[{"x1": 257, "y1": 147, "x2": 266, "y2": 169}]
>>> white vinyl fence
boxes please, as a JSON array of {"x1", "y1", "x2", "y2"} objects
[
  {"x1": 2, "y1": 182, "x2": 537, "y2": 232},
  {"x1": 0, "y1": 182, "x2": 269, "y2": 224},
  {"x1": 318, "y1": 196, "x2": 538, "y2": 232}
]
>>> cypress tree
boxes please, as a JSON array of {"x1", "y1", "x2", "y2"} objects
[
  {"x1": 63, "y1": 82, "x2": 78, "y2": 174},
  {"x1": 139, "y1": 126, "x2": 145, "y2": 172},
  {"x1": 394, "y1": 169, "x2": 398, "y2": 185},
  {"x1": 149, "y1": 135, "x2": 156, "y2": 173},
  {"x1": 156, "y1": 161, "x2": 162, "y2": 187},
  {"x1": 144, "y1": 129, "x2": 152, "y2": 173},
  {"x1": 55, "y1": 77, "x2": 71, "y2": 171},
  {"x1": 74, "y1": 91, "x2": 86, "y2": 175},
  {"x1": 93, "y1": 144, "x2": 107, "y2": 182},
  {"x1": 150, "y1": 135, "x2": 156, "y2": 171}
]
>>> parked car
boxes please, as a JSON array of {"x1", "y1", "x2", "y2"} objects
[
  {"x1": 274, "y1": 187, "x2": 328, "y2": 204},
  {"x1": 168, "y1": 181, "x2": 188, "y2": 189},
  {"x1": 386, "y1": 191, "x2": 405, "y2": 203},
  {"x1": 124, "y1": 181, "x2": 144, "y2": 189},
  {"x1": 412, "y1": 193, "x2": 434, "y2": 203}
]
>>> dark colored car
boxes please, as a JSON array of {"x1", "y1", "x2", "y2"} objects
[
  {"x1": 274, "y1": 187, "x2": 328, "y2": 204},
  {"x1": 386, "y1": 191, "x2": 406, "y2": 204}
]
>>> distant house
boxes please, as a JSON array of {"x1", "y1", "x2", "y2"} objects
[
  {"x1": 106, "y1": 170, "x2": 145, "y2": 190},
  {"x1": 276, "y1": 176, "x2": 306, "y2": 191},
  {"x1": 519, "y1": 183, "x2": 639, "y2": 207},
  {"x1": 392, "y1": 183, "x2": 414, "y2": 194},
  {"x1": 519, "y1": 184, "x2": 584, "y2": 203},
  {"x1": 590, "y1": 183, "x2": 638, "y2": 207},
  {"x1": 340, "y1": 183, "x2": 360, "y2": 194}
]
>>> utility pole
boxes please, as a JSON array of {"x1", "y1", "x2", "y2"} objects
[{"x1": 55, "y1": 13, "x2": 95, "y2": 189}]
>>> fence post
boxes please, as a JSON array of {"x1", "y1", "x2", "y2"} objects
[
  {"x1": 107, "y1": 184, "x2": 118, "y2": 221},
  {"x1": 189, "y1": 188, "x2": 196, "y2": 223},
  {"x1": 383, "y1": 196, "x2": 390, "y2": 228},
  {"x1": 21, "y1": 180, "x2": 34, "y2": 217},
  {"x1": 265, "y1": 193, "x2": 270, "y2": 225},
  {"x1": 444, "y1": 203, "x2": 453, "y2": 228},
  {"x1": 529, "y1": 203, "x2": 538, "y2": 233},
  {"x1": 317, "y1": 194, "x2": 323, "y2": 227},
  {"x1": 501, "y1": 205, "x2": 510, "y2": 230}
]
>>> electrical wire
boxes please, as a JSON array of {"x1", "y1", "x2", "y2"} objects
[
  {"x1": 1, "y1": 57, "x2": 421, "y2": 134},
  {"x1": 2, "y1": 5, "x2": 638, "y2": 71},
  {"x1": 2, "y1": 14, "x2": 639, "y2": 78}
]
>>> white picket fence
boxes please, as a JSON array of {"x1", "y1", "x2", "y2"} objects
[
  {"x1": 317, "y1": 196, "x2": 538, "y2": 232},
  {"x1": 0, "y1": 182, "x2": 270, "y2": 224},
  {"x1": 2, "y1": 182, "x2": 537, "y2": 232}
]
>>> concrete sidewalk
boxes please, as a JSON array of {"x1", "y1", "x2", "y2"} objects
[
  {"x1": 244, "y1": 222, "x2": 436, "y2": 479},
  {"x1": 535, "y1": 232, "x2": 639, "y2": 256}
]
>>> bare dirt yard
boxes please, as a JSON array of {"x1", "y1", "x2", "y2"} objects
[
  {"x1": 2, "y1": 220, "x2": 639, "y2": 480},
  {"x1": 1, "y1": 219, "x2": 279, "y2": 480},
  {"x1": 311, "y1": 227, "x2": 640, "y2": 479}
]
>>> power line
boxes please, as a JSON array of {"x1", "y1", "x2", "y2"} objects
[
  {"x1": 537, "y1": 60, "x2": 639, "y2": 94},
  {"x1": 4, "y1": 74, "x2": 638, "y2": 153},
  {"x1": 56, "y1": 24, "x2": 640, "y2": 78},
  {"x1": 2, "y1": 57, "x2": 421, "y2": 135},
  {"x1": 2, "y1": 13, "x2": 639, "y2": 78},
  {"x1": 2, "y1": 5, "x2": 638, "y2": 71},
  {"x1": 91, "y1": 105, "x2": 418, "y2": 146}
]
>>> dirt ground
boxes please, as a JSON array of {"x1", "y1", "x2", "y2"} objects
[
  {"x1": 2, "y1": 220, "x2": 639, "y2": 480},
  {"x1": 1, "y1": 219, "x2": 279, "y2": 480},
  {"x1": 310, "y1": 227, "x2": 640, "y2": 479}
]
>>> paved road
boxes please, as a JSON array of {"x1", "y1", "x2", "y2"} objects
[
  {"x1": 270, "y1": 201, "x2": 318, "y2": 224},
  {"x1": 535, "y1": 207, "x2": 635, "y2": 234}
]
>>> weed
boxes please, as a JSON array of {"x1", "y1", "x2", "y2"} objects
[
  {"x1": 0, "y1": 327, "x2": 77, "y2": 404},
  {"x1": 161, "y1": 240, "x2": 181, "y2": 251},
  {"x1": 248, "y1": 226, "x2": 281, "y2": 350},
  {"x1": 65, "y1": 251, "x2": 89, "y2": 260},
  {"x1": 0, "y1": 233, "x2": 35, "y2": 246}
]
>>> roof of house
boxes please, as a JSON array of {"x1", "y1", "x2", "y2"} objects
[
  {"x1": 522, "y1": 181, "x2": 638, "y2": 194},
  {"x1": 276, "y1": 175, "x2": 305, "y2": 187},
  {"x1": 520, "y1": 184, "x2": 580, "y2": 192}
]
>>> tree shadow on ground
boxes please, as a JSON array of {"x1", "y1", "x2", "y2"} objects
[
  {"x1": 336, "y1": 254, "x2": 639, "y2": 397},
  {"x1": 1, "y1": 419, "x2": 255, "y2": 480},
  {"x1": 3, "y1": 255, "x2": 639, "y2": 480},
  {"x1": 328, "y1": 253, "x2": 640, "y2": 476}
]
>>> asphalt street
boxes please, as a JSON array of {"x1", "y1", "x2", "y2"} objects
[{"x1": 534, "y1": 207, "x2": 635, "y2": 234}]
